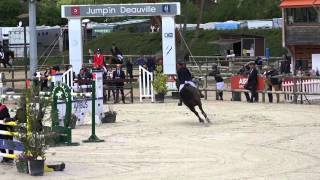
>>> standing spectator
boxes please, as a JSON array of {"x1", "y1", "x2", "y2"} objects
[
  {"x1": 146, "y1": 56, "x2": 156, "y2": 73},
  {"x1": 244, "y1": 61, "x2": 258, "y2": 103},
  {"x1": 105, "y1": 66, "x2": 115, "y2": 102},
  {"x1": 110, "y1": 43, "x2": 123, "y2": 64},
  {"x1": 136, "y1": 55, "x2": 146, "y2": 67},
  {"x1": 209, "y1": 64, "x2": 224, "y2": 101},
  {"x1": 125, "y1": 59, "x2": 133, "y2": 79},
  {"x1": 93, "y1": 49, "x2": 105, "y2": 69},
  {"x1": 280, "y1": 54, "x2": 291, "y2": 74},
  {"x1": 113, "y1": 64, "x2": 126, "y2": 103},
  {"x1": 263, "y1": 65, "x2": 281, "y2": 103},
  {"x1": 255, "y1": 57, "x2": 263, "y2": 71},
  {"x1": 238, "y1": 63, "x2": 250, "y2": 75},
  {"x1": 41, "y1": 68, "x2": 50, "y2": 91}
]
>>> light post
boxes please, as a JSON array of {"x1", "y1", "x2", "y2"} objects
[
  {"x1": 22, "y1": 0, "x2": 38, "y2": 79},
  {"x1": 82, "y1": 19, "x2": 90, "y2": 45},
  {"x1": 18, "y1": 13, "x2": 29, "y2": 88}
]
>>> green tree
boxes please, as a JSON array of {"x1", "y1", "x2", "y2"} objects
[{"x1": 0, "y1": 0, "x2": 25, "y2": 26}]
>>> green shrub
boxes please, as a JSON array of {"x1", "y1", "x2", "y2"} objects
[{"x1": 152, "y1": 65, "x2": 168, "y2": 95}]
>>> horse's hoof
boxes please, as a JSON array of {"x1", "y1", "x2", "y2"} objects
[
  {"x1": 199, "y1": 119, "x2": 205, "y2": 123},
  {"x1": 206, "y1": 118, "x2": 212, "y2": 124}
]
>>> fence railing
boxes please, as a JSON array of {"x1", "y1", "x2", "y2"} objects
[
  {"x1": 62, "y1": 67, "x2": 74, "y2": 91},
  {"x1": 282, "y1": 79, "x2": 320, "y2": 103},
  {"x1": 139, "y1": 66, "x2": 154, "y2": 103}
]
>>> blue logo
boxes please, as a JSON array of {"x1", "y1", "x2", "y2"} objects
[
  {"x1": 164, "y1": 33, "x2": 173, "y2": 38},
  {"x1": 162, "y1": 5, "x2": 171, "y2": 13}
]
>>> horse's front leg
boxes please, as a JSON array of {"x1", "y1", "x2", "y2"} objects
[{"x1": 189, "y1": 106, "x2": 204, "y2": 123}]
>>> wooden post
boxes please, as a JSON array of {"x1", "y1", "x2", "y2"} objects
[
  {"x1": 130, "y1": 78, "x2": 134, "y2": 103},
  {"x1": 204, "y1": 75, "x2": 208, "y2": 100},
  {"x1": 11, "y1": 69, "x2": 14, "y2": 90}
]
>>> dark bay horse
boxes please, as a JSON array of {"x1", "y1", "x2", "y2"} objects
[
  {"x1": 0, "y1": 50, "x2": 14, "y2": 68},
  {"x1": 180, "y1": 84, "x2": 211, "y2": 124}
]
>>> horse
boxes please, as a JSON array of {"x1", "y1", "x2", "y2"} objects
[
  {"x1": 180, "y1": 84, "x2": 211, "y2": 124},
  {"x1": 0, "y1": 50, "x2": 14, "y2": 68}
]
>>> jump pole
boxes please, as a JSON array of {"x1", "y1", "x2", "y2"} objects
[{"x1": 83, "y1": 77, "x2": 104, "y2": 143}]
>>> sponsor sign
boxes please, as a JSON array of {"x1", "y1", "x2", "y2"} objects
[
  {"x1": 62, "y1": 3, "x2": 180, "y2": 18},
  {"x1": 231, "y1": 75, "x2": 265, "y2": 91}
]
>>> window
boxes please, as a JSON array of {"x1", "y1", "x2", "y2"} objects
[{"x1": 286, "y1": 8, "x2": 319, "y2": 24}]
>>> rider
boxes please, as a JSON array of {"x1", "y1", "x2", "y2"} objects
[{"x1": 177, "y1": 62, "x2": 204, "y2": 97}]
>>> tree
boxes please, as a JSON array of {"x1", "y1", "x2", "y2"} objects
[{"x1": 0, "y1": 0, "x2": 25, "y2": 26}]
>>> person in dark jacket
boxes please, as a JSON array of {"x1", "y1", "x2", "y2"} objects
[
  {"x1": 244, "y1": 61, "x2": 259, "y2": 102},
  {"x1": 125, "y1": 59, "x2": 133, "y2": 79},
  {"x1": 113, "y1": 64, "x2": 126, "y2": 103},
  {"x1": 209, "y1": 64, "x2": 224, "y2": 100}
]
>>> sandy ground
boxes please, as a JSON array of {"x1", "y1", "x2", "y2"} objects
[{"x1": 1, "y1": 101, "x2": 320, "y2": 180}]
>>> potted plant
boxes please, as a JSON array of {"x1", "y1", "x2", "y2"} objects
[
  {"x1": 102, "y1": 106, "x2": 117, "y2": 123},
  {"x1": 152, "y1": 65, "x2": 168, "y2": 103},
  {"x1": 25, "y1": 85, "x2": 51, "y2": 176},
  {"x1": 14, "y1": 97, "x2": 31, "y2": 174}
]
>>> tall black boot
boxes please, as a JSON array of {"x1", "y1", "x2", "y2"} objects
[{"x1": 219, "y1": 92, "x2": 223, "y2": 100}]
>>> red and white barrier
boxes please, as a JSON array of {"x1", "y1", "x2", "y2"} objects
[{"x1": 282, "y1": 79, "x2": 320, "y2": 102}]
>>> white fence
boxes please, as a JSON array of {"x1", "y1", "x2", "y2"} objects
[
  {"x1": 62, "y1": 67, "x2": 74, "y2": 91},
  {"x1": 282, "y1": 79, "x2": 320, "y2": 102},
  {"x1": 139, "y1": 66, "x2": 154, "y2": 103}
]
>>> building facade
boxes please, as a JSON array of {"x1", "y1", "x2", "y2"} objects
[{"x1": 280, "y1": 0, "x2": 320, "y2": 73}]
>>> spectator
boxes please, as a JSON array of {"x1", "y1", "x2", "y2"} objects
[
  {"x1": 146, "y1": 56, "x2": 156, "y2": 73},
  {"x1": 41, "y1": 68, "x2": 50, "y2": 91},
  {"x1": 244, "y1": 61, "x2": 258, "y2": 103},
  {"x1": 113, "y1": 64, "x2": 126, "y2": 103},
  {"x1": 136, "y1": 55, "x2": 146, "y2": 67},
  {"x1": 238, "y1": 64, "x2": 250, "y2": 75},
  {"x1": 77, "y1": 69, "x2": 89, "y2": 86},
  {"x1": 263, "y1": 66, "x2": 280, "y2": 103},
  {"x1": 280, "y1": 54, "x2": 291, "y2": 74},
  {"x1": 110, "y1": 43, "x2": 123, "y2": 64},
  {"x1": 93, "y1": 49, "x2": 105, "y2": 69},
  {"x1": 255, "y1": 57, "x2": 263, "y2": 70},
  {"x1": 125, "y1": 59, "x2": 133, "y2": 79},
  {"x1": 209, "y1": 64, "x2": 224, "y2": 101},
  {"x1": 105, "y1": 66, "x2": 115, "y2": 102}
]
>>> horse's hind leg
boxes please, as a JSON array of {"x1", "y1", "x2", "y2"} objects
[
  {"x1": 198, "y1": 104, "x2": 211, "y2": 123},
  {"x1": 189, "y1": 106, "x2": 204, "y2": 123}
]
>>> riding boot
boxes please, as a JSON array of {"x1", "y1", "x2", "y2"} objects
[{"x1": 219, "y1": 92, "x2": 223, "y2": 101}]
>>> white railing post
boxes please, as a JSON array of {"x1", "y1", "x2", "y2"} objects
[
  {"x1": 151, "y1": 73, "x2": 154, "y2": 103},
  {"x1": 139, "y1": 66, "x2": 154, "y2": 103},
  {"x1": 139, "y1": 66, "x2": 143, "y2": 102}
]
